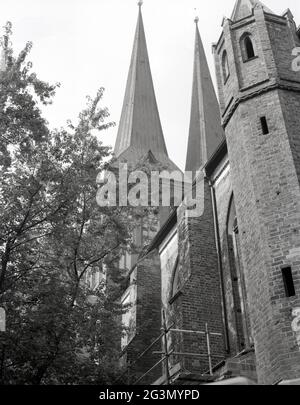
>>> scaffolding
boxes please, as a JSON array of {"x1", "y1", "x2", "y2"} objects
[{"x1": 116, "y1": 310, "x2": 225, "y2": 385}]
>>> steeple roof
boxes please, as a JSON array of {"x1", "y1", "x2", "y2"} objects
[
  {"x1": 231, "y1": 0, "x2": 274, "y2": 22},
  {"x1": 114, "y1": 3, "x2": 179, "y2": 171},
  {"x1": 185, "y1": 19, "x2": 224, "y2": 173}
]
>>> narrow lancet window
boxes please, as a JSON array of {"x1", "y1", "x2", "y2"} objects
[
  {"x1": 241, "y1": 34, "x2": 256, "y2": 61},
  {"x1": 222, "y1": 50, "x2": 230, "y2": 83}
]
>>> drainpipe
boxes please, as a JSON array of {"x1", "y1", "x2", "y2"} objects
[{"x1": 208, "y1": 179, "x2": 230, "y2": 354}]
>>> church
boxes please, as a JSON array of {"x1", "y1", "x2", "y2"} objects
[{"x1": 112, "y1": 0, "x2": 300, "y2": 385}]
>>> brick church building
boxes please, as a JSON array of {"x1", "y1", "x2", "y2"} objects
[{"x1": 113, "y1": 0, "x2": 300, "y2": 385}]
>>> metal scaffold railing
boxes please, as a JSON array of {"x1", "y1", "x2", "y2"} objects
[{"x1": 116, "y1": 310, "x2": 225, "y2": 385}]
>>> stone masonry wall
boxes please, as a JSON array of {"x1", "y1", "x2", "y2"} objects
[
  {"x1": 124, "y1": 250, "x2": 162, "y2": 384},
  {"x1": 214, "y1": 5, "x2": 300, "y2": 384},
  {"x1": 225, "y1": 90, "x2": 300, "y2": 384},
  {"x1": 169, "y1": 176, "x2": 226, "y2": 375}
]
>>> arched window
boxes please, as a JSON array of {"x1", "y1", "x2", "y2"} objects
[
  {"x1": 241, "y1": 34, "x2": 256, "y2": 61},
  {"x1": 226, "y1": 196, "x2": 252, "y2": 354},
  {"x1": 222, "y1": 50, "x2": 230, "y2": 83}
]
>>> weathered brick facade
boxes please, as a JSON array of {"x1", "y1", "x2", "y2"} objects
[
  {"x1": 121, "y1": 250, "x2": 162, "y2": 384},
  {"x1": 117, "y1": 1, "x2": 300, "y2": 386},
  {"x1": 166, "y1": 175, "x2": 226, "y2": 376},
  {"x1": 213, "y1": 3, "x2": 300, "y2": 384}
]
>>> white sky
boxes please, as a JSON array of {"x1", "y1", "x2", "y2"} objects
[{"x1": 1, "y1": 0, "x2": 300, "y2": 170}]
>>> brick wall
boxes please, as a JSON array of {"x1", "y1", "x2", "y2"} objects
[
  {"x1": 212, "y1": 157, "x2": 253, "y2": 357},
  {"x1": 225, "y1": 91, "x2": 300, "y2": 384},
  {"x1": 213, "y1": 162, "x2": 238, "y2": 353},
  {"x1": 279, "y1": 90, "x2": 300, "y2": 183},
  {"x1": 123, "y1": 249, "x2": 162, "y2": 384},
  {"x1": 216, "y1": 350, "x2": 257, "y2": 382},
  {"x1": 167, "y1": 175, "x2": 226, "y2": 375},
  {"x1": 214, "y1": 6, "x2": 300, "y2": 384},
  {"x1": 213, "y1": 6, "x2": 300, "y2": 125}
]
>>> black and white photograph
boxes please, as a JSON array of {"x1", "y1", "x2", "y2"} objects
[{"x1": 1, "y1": 0, "x2": 300, "y2": 392}]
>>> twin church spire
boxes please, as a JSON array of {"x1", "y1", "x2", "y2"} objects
[
  {"x1": 185, "y1": 18, "x2": 224, "y2": 172},
  {"x1": 115, "y1": 2, "x2": 224, "y2": 174},
  {"x1": 114, "y1": 2, "x2": 177, "y2": 170}
]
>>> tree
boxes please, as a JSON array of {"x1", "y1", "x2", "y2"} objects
[
  {"x1": 0, "y1": 22, "x2": 57, "y2": 169},
  {"x1": 0, "y1": 23, "x2": 133, "y2": 385}
]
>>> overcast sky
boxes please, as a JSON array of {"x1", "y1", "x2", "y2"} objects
[{"x1": 1, "y1": 0, "x2": 300, "y2": 169}]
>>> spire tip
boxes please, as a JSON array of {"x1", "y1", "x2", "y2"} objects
[
  {"x1": 138, "y1": 0, "x2": 143, "y2": 8},
  {"x1": 194, "y1": 7, "x2": 199, "y2": 24}
]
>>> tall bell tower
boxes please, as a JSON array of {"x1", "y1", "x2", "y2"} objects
[
  {"x1": 114, "y1": 2, "x2": 180, "y2": 382},
  {"x1": 213, "y1": 0, "x2": 300, "y2": 384},
  {"x1": 114, "y1": 1, "x2": 180, "y2": 271}
]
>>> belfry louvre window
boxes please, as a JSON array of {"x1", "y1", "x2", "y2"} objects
[
  {"x1": 241, "y1": 34, "x2": 256, "y2": 61},
  {"x1": 222, "y1": 50, "x2": 230, "y2": 83},
  {"x1": 245, "y1": 36, "x2": 255, "y2": 59}
]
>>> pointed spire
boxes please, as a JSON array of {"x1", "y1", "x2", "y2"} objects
[
  {"x1": 114, "y1": 3, "x2": 178, "y2": 170},
  {"x1": 185, "y1": 21, "x2": 224, "y2": 173},
  {"x1": 231, "y1": 0, "x2": 274, "y2": 22}
]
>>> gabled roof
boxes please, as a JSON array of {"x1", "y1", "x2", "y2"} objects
[{"x1": 231, "y1": 0, "x2": 274, "y2": 22}]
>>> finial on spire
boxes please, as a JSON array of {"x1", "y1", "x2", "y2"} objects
[
  {"x1": 194, "y1": 8, "x2": 199, "y2": 24},
  {"x1": 138, "y1": 0, "x2": 143, "y2": 8}
]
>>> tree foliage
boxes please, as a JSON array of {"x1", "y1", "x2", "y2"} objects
[{"x1": 0, "y1": 23, "x2": 132, "y2": 385}]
